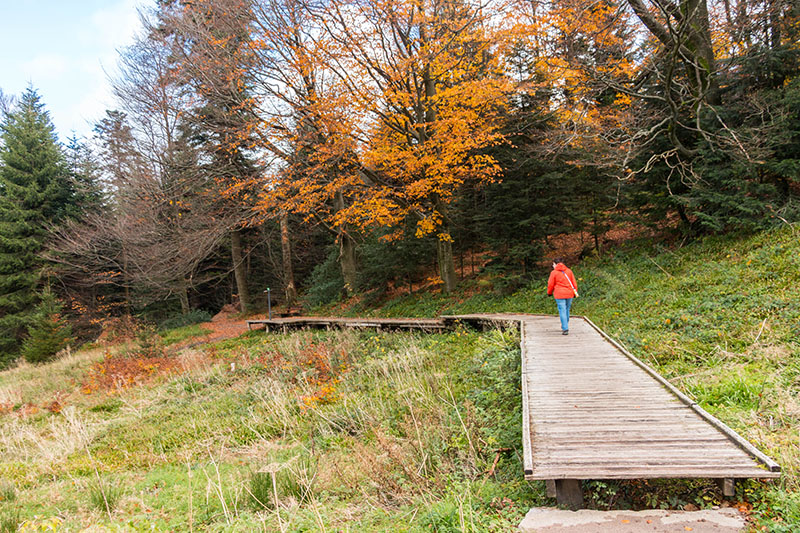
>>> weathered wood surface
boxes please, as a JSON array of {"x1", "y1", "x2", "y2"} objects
[
  {"x1": 252, "y1": 312, "x2": 780, "y2": 482},
  {"x1": 246, "y1": 316, "x2": 447, "y2": 333},
  {"x1": 518, "y1": 315, "x2": 778, "y2": 480}
]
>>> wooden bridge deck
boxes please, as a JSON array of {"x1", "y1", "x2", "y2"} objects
[
  {"x1": 248, "y1": 312, "x2": 779, "y2": 506},
  {"x1": 246, "y1": 316, "x2": 447, "y2": 332},
  {"x1": 518, "y1": 315, "x2": 779, "y2": 479}
]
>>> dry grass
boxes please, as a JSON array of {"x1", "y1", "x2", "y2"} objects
[{"x1": 0, "y1": 346, "x2": 108, "y2": 405}]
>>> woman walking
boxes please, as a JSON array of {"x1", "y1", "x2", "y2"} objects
[{"x1": 547, "y1": 258, "x2": 578, "y2": 335}]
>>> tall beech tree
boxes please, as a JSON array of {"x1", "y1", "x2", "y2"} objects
[
  {"x1": 247, "y1": 0, "x2": 363, "y2": 297},
  {"x1": 309, "y1": 0, "x2": 514, "y2": 292},
  {"x1": 155, "y1": 0, "x2": 264, "y2": 312}
]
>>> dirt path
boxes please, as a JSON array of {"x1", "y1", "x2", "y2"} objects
[{"x1": 172, "y1": 312, "x2": 264, "y2": 349}]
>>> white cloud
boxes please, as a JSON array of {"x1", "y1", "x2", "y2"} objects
[
  {"x1": 83, "y1": 0, "x2": 144, "y2": 51},
  {"x1": 70, "y1": 83, "x2": 115, "y2": 136},
  {"x1": 23, "y1": 53, "x2": 70, "y2": 81}
]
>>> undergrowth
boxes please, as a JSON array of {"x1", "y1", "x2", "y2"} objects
[{"x1": 0, "y1": 326, "x2": 543, "y2": 530}]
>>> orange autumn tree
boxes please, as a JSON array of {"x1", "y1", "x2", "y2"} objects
[
  {"x1": 304, "y1": 0, "x2": 515, "y2": 292},
  {"x1": 515, "y1": 0, "x2": 638, "y2": 162},
  {"x1": 246, "y1": 0, "x2": 368, "y2": 296}
]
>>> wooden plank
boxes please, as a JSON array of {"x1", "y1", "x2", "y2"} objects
[
  {"x1": 520, "y1": 321, "x2": 534, "y2": 475},
  {"x1": 529, "y1": 469, "x2": 779, "y2": 480}
]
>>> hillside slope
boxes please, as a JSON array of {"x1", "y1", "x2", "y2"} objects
[{"x1": 0, "y1": 226, "x2": 797, "y2": 531}]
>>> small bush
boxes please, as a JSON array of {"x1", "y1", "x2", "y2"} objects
[
  {"x1": 21, "y1": 291, "x2": 73, "y2": 364},
  {"x1": 158, "y1": 309, "x2": 213, "y2": 331},
  {"x1": 248, "y1": 471, "x2": 275, "y2": 510},
  {"x1": 305, "y1": 247, "x2": 345, "y2": 307},
  {"x1": 419, "y1": 499, "x2": 462, "y2": 532},
  {"x1": 99, "y1": 315, "x2": 144, "y2": 344},
  {"x1": 0, "y1": 482, "x2": 15, "y2": 503},
  {"x1": 249, "y1": 455, "x2": 318, "y2": 510}
]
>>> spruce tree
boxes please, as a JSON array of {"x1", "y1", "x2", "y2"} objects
[
  {"x1": 64, "y1": 135, "x2": 105, "y2": 214},
  {"x1": 0, "y1": 88, "x2": 73, "y2": 362},
  {"x1": 20, "y1": 288, "x2": 73, "y2": 364}
]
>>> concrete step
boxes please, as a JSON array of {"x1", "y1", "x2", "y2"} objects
[{"x1": 519, "y1": 507, "x2": 747, "y2": 532}]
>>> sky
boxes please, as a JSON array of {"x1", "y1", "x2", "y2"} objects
[{"x1": 0, "y1": 0, "x2": 147, "y2": 142}]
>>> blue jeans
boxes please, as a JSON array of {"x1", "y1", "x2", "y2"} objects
[{"x1": 555, "y1": 298, "x2": 573, "y2": 331}]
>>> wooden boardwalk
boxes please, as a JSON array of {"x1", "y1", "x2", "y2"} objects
[
  {"x1": 449, "y1": 313, "x2": 780, "y2": 508},
  {"x1": 246, "y1": 316, "x2": 447, "y2": 333},
  {"x1": 249, "y1": 312, "x2": 780, "y2": 508}
]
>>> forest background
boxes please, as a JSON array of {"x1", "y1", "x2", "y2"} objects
[{"x1": 0, "y1": 0, "x2": 798, "y2": 364}]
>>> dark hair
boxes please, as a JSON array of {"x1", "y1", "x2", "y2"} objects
[{"x1": 552, "y1": 258, "x2": 564, "y2": 265}]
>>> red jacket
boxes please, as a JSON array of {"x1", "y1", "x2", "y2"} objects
[{"x1": 547, "y1": 263, "x2": 578, "y2": 299}]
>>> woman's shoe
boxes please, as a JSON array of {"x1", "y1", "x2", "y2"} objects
[{"x1": 562, "y1": 330, "x2": 569, "y2": 335}]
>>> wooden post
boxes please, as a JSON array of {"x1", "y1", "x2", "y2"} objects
[
  {"x1": 545, "y1": 480, "x2": 556, "y2": 498},
  {"x1": 555, "y1": 479, "x2": 583, "y2": 510},
  {"x1": 717, "y1": 478, "x2": 735, "y2": 498}
]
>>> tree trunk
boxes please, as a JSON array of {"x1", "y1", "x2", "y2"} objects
[
  {"x1": 122, "y1": 252, "x2": 131, "y2": 314},
  {"x1": 280, "y1": 212, "x2": 297, "y2": 307},
  {"x1": 593, "y1": 212, "x2": 601, "y2": 255},
  {"x1": 334, "y1": 191, "x2": 358, "y2": 297},
  {"x1": 231, "y1": 228, "x2": 250, "y2": 313},
  {"x1": 676, "y1": 204, "x2": 695, "y2": 235},
  {"x1": 339, "y1": 231, "x2": 358, "y2": 297},
  {"x1": 437, "y1": 237, "x2": 457, "y2": 293},
  {"x1": 684, "y1": 0, "x2": 719, "y2": 105},
  {"x1": 432, "y1": 196, "x2": 457, "y2": 293},
  {"x1": 178, "y1": 281, "x2": 190, "y2": 315}
]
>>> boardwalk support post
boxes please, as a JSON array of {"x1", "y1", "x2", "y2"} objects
[
  {"x1": 717, "y1": 478, "x2": 736, "y2": 498},
  {"x1": 545, "y1": 480, "x2": 556, "y2": 498},
  {"x1": 555, "y1": 479, "x2": 583, "y2": 510}
]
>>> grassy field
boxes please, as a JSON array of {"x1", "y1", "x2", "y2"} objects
[
  {"x1": 0, "y1": 326, "x2": 540, "y2": 531},
  {"x1": 0, "y1": 226, "x2": 798, "y2": 531}
]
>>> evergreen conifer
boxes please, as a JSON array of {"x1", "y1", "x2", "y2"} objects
[
  {"x1": 20, "y1": 288, "x2": 73, "y2": 364},
  {"x1": 0, "y1": 88, "x2": 73, "y2": 362}
]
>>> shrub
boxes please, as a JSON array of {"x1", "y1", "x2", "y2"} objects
[
  {"x1": 158, "y1": 309, "x2": 213, "y2": 331},
  {"x1": 0, "y1": 507, "x2": 20, "y2": 533},
  {"x1": 305, "y1": 246, "x2": 345, "y2": 307},
  {"x1": 249, "y1": 455, "x2": 318, "y2": 510},
  {"x1": 98, "y1": 315, "x2": 144, "y2": 344},
  {"x1": 0, "y1": 482, "x2": 15, "y2": 503},
  {"x1": 21, "y1": 290, "x2": 73, "y2": 364},
  {"x1": 356, "y1": 229, "x2": 435, "y2": 297},
  {"x1": 248, "y1": 471, "x2": 274, "y2": 510}
]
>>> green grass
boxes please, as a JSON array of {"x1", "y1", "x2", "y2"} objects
[
  {"x1": 0, "y1": 225, "x2": 797, "y2": 530},
  {"x1": 0, "y1": 327, "x2": 543, "y2": 530},
  {"x1": 158, "y1": 324, "x2": 213, "y2": 346}
]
